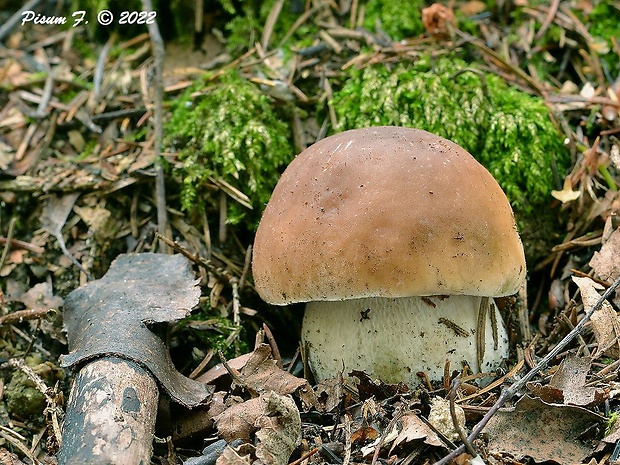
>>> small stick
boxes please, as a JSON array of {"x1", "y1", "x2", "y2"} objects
[
  {"x1": 0, "y1": 236, "x2": 45, "y2": 254},
  {"x1": 450, "y1": 379, "x2": 477, "y2": 457},
  {"x1": 218, "y1": 350, "x2": 258, "y2": 396},
  {"x1": 0, "y1": 0, "x2": 42, "y2": 41},
  {"x1": 239, "y1": 245, "x2": 252, "y2": 290},
  {"x1": 342, "y1": 415, "x2": 353, "y2": 465},
  {"x1": 189, "y1": 349, "x2": 214, "y2": 380},
  {"x1": 288, "y1": 446, "x2": 320, "y2": 465},
  {"x1": 262, "y1": 323, "x2": 283, "y2": 369},
  {"x1": 0, "y1": 217, "x2": 16, "y2": 271},
  {"x1": 142, "y1": 0, "x2": 168, "y2": 253},
  {"x1": 0, "y1": 308, "x2": 54, "y2": 326},
  {"x1": 434, "y1": 275, "x2": 620, "y2": 465},
  {"x1": 371, "y1": 408, "x2": 404, "y2": 465}
]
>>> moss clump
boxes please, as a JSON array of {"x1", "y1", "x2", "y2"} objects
[
  {"x1": 331, "y1": 57, "x2": 570, "y2": 217},
  {"x1": 5, "y1": 361, "x2": 64, "y2": 419},
  {"x1": 583, "y1": 1, "x2": 620, "y2": 73},
  {"x1": 165, "y1": 70, "x2": 293, "y2": 225},
  {"x1": 363, "y1": 0, "x2": 425, "y2": 40}
]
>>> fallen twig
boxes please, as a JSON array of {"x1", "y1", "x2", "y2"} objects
[
  {"x1": 0, "y1": 308, "x2": 55, "y2": 326},
  {"x1": 435, "y1": 274, "x2": 620, "y2": 465},
  {"x1": 0, "y1": 0, "x2": 43, "y2": 41},
  {"x1": 142, "y1": 0, "x2": 168, "y2": 252}
]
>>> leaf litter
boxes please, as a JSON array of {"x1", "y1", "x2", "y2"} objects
[{"x1": 0, "y1": 0, "x2": 620, "y2": 464}]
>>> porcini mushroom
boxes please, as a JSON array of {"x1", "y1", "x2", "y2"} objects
[{"x1": 252, "y1": 126, "x2": 525, "y2": 383}]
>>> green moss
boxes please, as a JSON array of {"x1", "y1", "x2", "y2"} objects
[
  {"x1": 363, "y1": 0, "x2": 425, "y2": 40},
  {"x1": 5, "y1": 361, "x2": 64, "y2": 419},
  {"x1": 165, "y1": 70, "x2": 293, "y2": 225},
  {"x1": 176, "y1": 307, "x2": 250, "y2": 360},
  {"x1": 330, "y1": 57, "x2": 571, "y2": 261},
  {"x1": 331, "y1": 57, "x2": 570, "y2": 216},
  {"x1": 583, "y1": 1, "x2": 620, "y2": 73}
]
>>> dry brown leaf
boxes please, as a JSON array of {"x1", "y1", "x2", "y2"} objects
[
  {"x1": 216, "y1": 444, "x2": 254, "y2": 465},
  {"x1": 350, "y1": 370, "x2": 410, "y2": 401},
  {"x1": 549, "y1": 355, "x2": 606, "y2": 406},
  {"x1": 315, "y1": 376, "x2": 344, "y2": 413},
  {"x1": 255, "y1": 392, "x2": 301, "y2": 465},
  {"x1": 215, "y1": 391, "x2": 301, "y2": 465},
  {"x1": 390, "y1": 413, "x2": 442, "y2": 453},
  {"x1": 351, "y1": 426, "x2": 379, "y2": 444},
  {"x1": 40, "y1": 193, "x2": 80, "y2": 239},
  {"x1": 17, "y1": 282, "x2": 63, "y2": 312},
  {"x1": 485, "y1": 396, "x2": 602, "y2": 463},
  {"x1": 73, "y1": 201, "x2": 114, "y2": 238},
  {"x1": 528, "y1": 354, "x2": 606, "y2": 407},
  {"x1": 589, "y1": 227, "x2": 620, "y2": 282},
  {"x1": 197, "y1": 353, "x2": 253, "y2": 386},
  {"x1": 527, "y1": 382, "x2": 564, "y2": 404},
  {"x1": 238, "y1": 344, "x2": 317, "y2": 409},
  {"x1": 573, "y1": 276, "x2": 620, "y2": 358},
  {"x1": 215, "y1": 397, "x2": 263, "y2": 442},
  {"x1": 0, "y1": 447, "x2": 26, "y2": 465},
  {"x1": 459, "y1": 0, "x2": 487, "y2": 16}
]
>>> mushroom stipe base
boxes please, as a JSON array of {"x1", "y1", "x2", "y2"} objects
[{"x1": 302, "y1": 295, "x2": 509, "y2": 384}]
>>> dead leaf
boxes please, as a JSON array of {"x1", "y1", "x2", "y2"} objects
[
  {"x1": 40, "y1": 193, "x2": 80, "y2": 239},
  {"x1": 315, "y1": 376, "x2": 344, "y2": 413},
  {"x1": 459, "y1": 0, "x2": 487, "y2": 16},
  {"x1": 255, "y1": 392, "x2": 301, "y2": 465},
  {"x1": 215, "y1": 397, "x2": 263, "y2": 442},
  {"x1": 528, "y1": 354, "x2": 607, "y2": 407},
  {"x1": 485, "y1": 396, "x2": 602, "y2": 463},
  {"x1": 589, "y1": 228, "x2": 620, "y2": 282},
  {"x1": 527, "y1": 382, "x2": 564, "y2": 404},
  {"x1": 40, "y1": 193, "x2": 87, "y2": 275},
  {"x1": 351, "y1": 426, "x2": 379, "y2": 444},
  {"x1": 350, "y1": 370, "x2": 410, "y2": 401},
  {"x1": 215, "y1": 391, "x2": 301, "y2": 465},
  {"x1": 197, "y1": 353, "x2": 253, "y2": 387},
  {"x1": 0, "y1": 447, "x2": 26, "y2": 465},
  {"x1": 238, "y1": 344, "x2": 318, "y2": 409},
  {"x1": 390, "y1": 413, "x2": 443, "y2": 453},
  {"x1": 573, "y1": 276, "x2": 620, "y2": 358},
  {"x1": 73, "y1": 202, "x2": 112, "y2": 236},
  {"x1": 216, "y1": 443, "x2": 254, "y2": 465},
  {"x1": 17, "y1": 282, "x2": 63, "y2": 312}
]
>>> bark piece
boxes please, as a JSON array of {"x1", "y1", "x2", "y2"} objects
[{"x1": 60, "y1": 253, "x2": 212, "y2": 407}]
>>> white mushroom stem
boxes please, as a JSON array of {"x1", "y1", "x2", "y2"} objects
[{"x1": 301, "y1": 295, "x2": 509, "y2": 383}]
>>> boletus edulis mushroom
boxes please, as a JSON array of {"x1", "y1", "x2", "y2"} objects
[{"x1": 252, "y1": 126, "x2": 526, "y2": 384}]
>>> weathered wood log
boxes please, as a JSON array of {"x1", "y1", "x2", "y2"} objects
[
  {"x1": 58, "y1": 253, "x2": 212, "y2": 463},
  {"x1": 57, "y1": 357, "x2": 159, "y2": 465}
]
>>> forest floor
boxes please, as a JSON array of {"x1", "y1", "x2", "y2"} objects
[{"x1": 0, "y1": 0, "x2": 620, "y2": 464}]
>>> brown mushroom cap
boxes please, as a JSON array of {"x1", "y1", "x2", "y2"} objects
[{"x1": 253, "y1": 126, "x2": 526, "y2": 305}]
